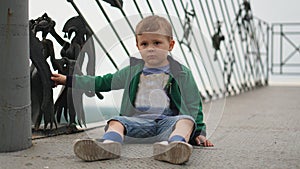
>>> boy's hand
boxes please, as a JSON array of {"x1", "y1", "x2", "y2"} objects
[
  {"x1": 51, "y1": 73, "x2": 67, "y2": 86},
  {"x1": 195, "y1": 135, "x2": 214, "y2": 147}
]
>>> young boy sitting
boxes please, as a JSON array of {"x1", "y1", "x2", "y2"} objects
[{"x1": 51, "y1": 15, "x2": 213, "y2": 165}]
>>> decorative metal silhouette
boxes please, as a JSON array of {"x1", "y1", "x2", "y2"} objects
[
  {"x1": 240, "y1": 0, "x2": 253, "y2": 26},
  {"x1": 102, "y1": 0, "x2": 123, "y2": 9},
  {"x1": 236, "y1": 0, "x2": 253, "y2": 41},
  {"x1": 212, "y1": 21, "x2": 225, "y2": 61},
  {"x1": 29, "y1": 14, "x2": 56, "y2": 130},
  {"x1": 29, "y1": 13, "x2": 102, "y2": 133},
  {"x1": 234, "y1": 0, "x2": 265, "y2": 89},
  {"x1": 180, "y1": 5, "x2": 195, "y2": 50}
]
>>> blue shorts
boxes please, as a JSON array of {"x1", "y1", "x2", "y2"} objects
[{"x1": 105, "y1": 115, "x2": 196, "y2": 144}]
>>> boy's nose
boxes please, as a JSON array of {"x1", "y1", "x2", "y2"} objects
[
  {"x1": 147, "y1": 45, "x2": 155, "y2": 51},
  {"x1": 147, "y1": 47, "x2": 154, "y2": 52}
]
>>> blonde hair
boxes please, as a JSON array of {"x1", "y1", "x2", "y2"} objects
[{"x1": 135, "y1": 15, "x2": 173, "y2": 38}]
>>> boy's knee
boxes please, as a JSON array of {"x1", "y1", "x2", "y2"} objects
[
  {"x1": 176, "y1": 118, "x2": 195, "y2": 126},
  {"x1": 108, "y1": 120, "x2": 124, "y2": 128},
  {"x1": 176, "y1": 116, "x2": 195, "y2": 125},
  {"x1": 108, "y1": 120, "x2": 122, "y2": 125}
]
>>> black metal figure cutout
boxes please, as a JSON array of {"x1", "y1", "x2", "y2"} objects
[
  {"x1": 29, "y1": 14, "x2": 57, "y2": 130},
  {"x1": 180, "y1": 4, "x2": 195, "y2": 50},
  {"x1": 236, "y1": 0, "x2": 253, "y2": 41},
  {"x1": 212, "y1": 21, "x2": 225, "y2": 61},
  {"x1": 102, "y1": 0, "x2": 123, "y2": 9},
  {"x1": 29, "y1": 13, "x2": 102, "y2": 133}
]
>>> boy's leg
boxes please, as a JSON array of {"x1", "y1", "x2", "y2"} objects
[
  {"x1": 102, "y1": 120, "x2": 125, "y2": 143},
  {"x1": 169, "y1": 118, "x2": 194, "y2": 142},
  {"x1": 109, "y1": 116, "x2": 157, "y2": 144},
  {"x1": 105, "y1": 120, "x2": 125, "y2": 136},
  {"x1": 153, "y1": 117, "x2": 195, "y2": 165},
  {"x1": 73, "y1": 120, "x2": 125, "y2": 162}
]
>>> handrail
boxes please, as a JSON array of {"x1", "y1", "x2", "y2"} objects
[{"x1": 270, "y1": 22, "x2": 300, "y2": 75}]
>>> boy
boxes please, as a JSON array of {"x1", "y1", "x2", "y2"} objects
[{"x1": 51, "y1": 15, "x2": 213, "y2": 165}]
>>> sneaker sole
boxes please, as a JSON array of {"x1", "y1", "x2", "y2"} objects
[
  {"x1": 73, "y1": 139, "x2": 121, "y2": 161},
  {"x1": 153, "y1": 141, "x2": 193, "y2": 164}
]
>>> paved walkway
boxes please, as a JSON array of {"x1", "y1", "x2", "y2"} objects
[{"x1": 0, "y1": 86, "x2": 299, "y2": 169}]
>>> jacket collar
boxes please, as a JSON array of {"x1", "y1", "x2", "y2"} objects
[{"x1": 129, "y1": 55, "x2": 183, "y2": 78}]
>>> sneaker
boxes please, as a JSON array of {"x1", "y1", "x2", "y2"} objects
[
  {"x1": 153, "y1": 141, "x2": 193, "y2": 165},
  {"x1": 73, "y1": 139, "x2": 121, "y2": 161}
]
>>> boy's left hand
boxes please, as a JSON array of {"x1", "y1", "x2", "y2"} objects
[{"x1": 195, "y1": 135, "x2": 214, "y2": 147}]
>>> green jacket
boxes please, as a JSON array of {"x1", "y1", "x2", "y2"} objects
[{"x1": 71, "y1": 56, "x2": 207, "y2": 142}]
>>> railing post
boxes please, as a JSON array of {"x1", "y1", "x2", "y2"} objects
[
  {"x1": 280, "y1": 24, "x2": 283, "y2": 74},
  {"x1": 0, "y1": 0, "x2": 32, "y2": 152},
  {"x1": 266, "y1": 24, "x2": 270, "y2": 84}
]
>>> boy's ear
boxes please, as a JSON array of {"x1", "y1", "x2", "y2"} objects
[{"x1": 168, "y1": 40, "x2": 175, "y2": 51}]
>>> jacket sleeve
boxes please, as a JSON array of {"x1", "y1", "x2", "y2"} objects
[
  {"x1": 69, "y1": 66, "x2": 130, "y2": 92},
  {"x1": 70, "y1": 74, "x2": 113, "y2": 92}
]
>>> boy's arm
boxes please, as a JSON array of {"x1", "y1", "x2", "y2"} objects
[
  {"x1": 190, "y1": 100, "x2": 214, "y2": 147},
  {"x1": 65, "y1": 74, "x2": 114, "y2": 92},
  {"x1": 51, "y1": 73, "x2": 66, "y2": 86},
  {"x1": 177, "y1": 67, "x2": 213, "y2": 147},
  {"x1": 51, "y1": 66, "x2": 129, "y2": 91}
]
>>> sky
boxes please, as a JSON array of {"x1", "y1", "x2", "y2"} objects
[
  {"x1": 29, "y1": 0, "x2": 300, "y2": 25},
  {"x1": 251, "y1": 0, "x2": 300, "y2": 23}
]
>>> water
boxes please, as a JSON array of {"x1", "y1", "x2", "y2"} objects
[{"x1": 83, "y1": 106, "x2": 119, "y2": 123}]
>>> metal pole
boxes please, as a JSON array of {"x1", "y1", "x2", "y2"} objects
[
  {"x1": 280, "y1": 24, "x2": 283, "y2": 74},
  {"x1": 198, "y1": 1, "x2": 224, "y2": 74},
  {"x1": 210, "y1": 0, "x2": 242, "y2": 93},
  {"x1": 222, "y1": 0, "x2": 246, "y2": 80},
  {"x1": 133, "y1": 0, "x2": 144, "y2": 19},
  {"x1": 95, "y1": 0, "x2": 131, "y2": 57},
  {"x1": 217, "y1": 0, "x2": 243, "y2": 91},
  {"x1": 0, "y1": 0, "x2": 32, "y2": 152},
  {"x1": 270, "y1": 25, "x2": 274, "y2": 74},
  {"x1": 189, "y1": 0, "x2": 226, "y2": 95},
  {"x1": 230, "y1": 0, "x2": 255, "y2": 88},
  {"x1": 160, "y1": 1, "x2": 192, "y2": 69},
  {"x1": 67, "y1": 0, "x2": 119, "y2": 70},
  {"x1": 145, "y1": 0, "x2": 154, "y2": 14},
  {"x1": 266, "y1": 25, "x2": 270, "y2": 84},
  {"x1": 170, "y1": 0, "x2": 212, "y2": 94}
]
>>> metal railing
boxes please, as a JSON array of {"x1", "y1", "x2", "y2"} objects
[
  {"x1": 28, "y1": 0, "x2": 273, "y2": 131},
  {"x1": 270, "y1": 23, "x2": 300, "y2": 75},
  {"x1": 30, "y1": 0, "x2": 270, "y2": 102},
  {"x1": 65, "y1": 0, "x2": 270, "y2": 101}
]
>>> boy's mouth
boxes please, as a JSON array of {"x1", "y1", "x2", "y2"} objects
[{"x1": 147, "y1": 55, "x2": 157, "y2": 59}]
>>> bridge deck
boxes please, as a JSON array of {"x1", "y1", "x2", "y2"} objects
[{"x1": 0, "y1": 86, "x2": 299, "y2": 169}]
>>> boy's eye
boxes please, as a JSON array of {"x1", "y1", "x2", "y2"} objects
[
  {"x1": 154, "y1": 41, "x2": 161, "y2": 45},
  {"x1": 140, "y1": 42, "x2": 148, "y2": 46}
]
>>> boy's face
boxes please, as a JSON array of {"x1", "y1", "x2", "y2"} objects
[{"x1": 136, "y1": 33, "x2": 175, "y2": 68}]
